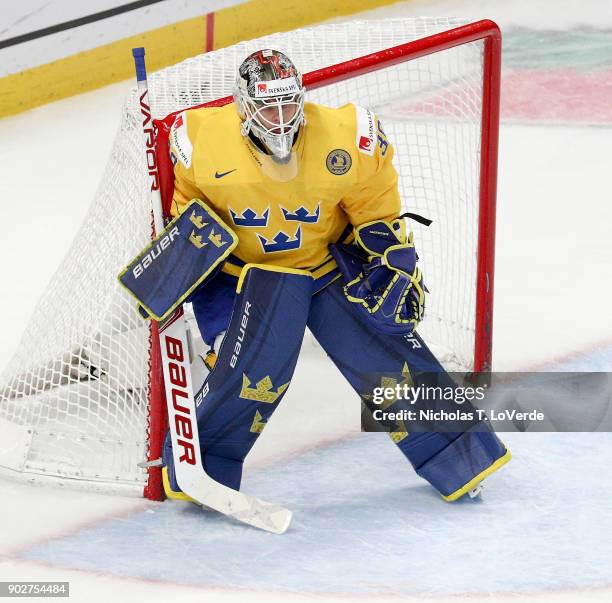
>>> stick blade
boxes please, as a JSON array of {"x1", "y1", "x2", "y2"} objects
[
  {"x1": 228, "y1": 499, "x2": 292, "y2": 535},
  {"x1": 184, "y1": 478, "x2": 292, "y2": 534}
]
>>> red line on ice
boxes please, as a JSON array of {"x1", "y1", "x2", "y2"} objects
[{"x1": 502, "y1": 68, "x2": 612, "y2": 124}]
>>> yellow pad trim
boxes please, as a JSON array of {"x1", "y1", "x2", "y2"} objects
[
  {"x1": 222, "y1": 261, "x2": 243, "y2": 278},
  {"x1": 204, "y1": 350, "x2": 217, "y2": 371},
  {"x1": 236, "y1": 263, "x2": 313, "y2": 294},
  {"x1": 442, "y1": 448, "x2": 512, "y2": 502},
  {"x1": 162, "y1": 467, "x2": 197, "y2": 503}
]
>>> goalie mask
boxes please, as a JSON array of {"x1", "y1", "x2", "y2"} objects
[{"x1": 234, "y1": 49, "x2": 305, "y2": 164}]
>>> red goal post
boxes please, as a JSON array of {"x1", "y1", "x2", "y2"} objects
[{"x1": 147, "y1": 19, "x2": 501, "y2": 500}]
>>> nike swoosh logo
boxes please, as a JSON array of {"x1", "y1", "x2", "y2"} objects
[{"x1": 214, "y1": 169, "x2": 237, "y2": 179}]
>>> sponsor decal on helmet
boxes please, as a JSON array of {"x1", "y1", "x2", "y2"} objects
[
  {"x1": 254, "y1": 76, "x2": 300, "y2": 98},
  {"x1": 326, "y1": 149, "x2": 352, "y2": 175},
  {"x1": 356, "y1": 106, "x2": 376, "y2": 156}
]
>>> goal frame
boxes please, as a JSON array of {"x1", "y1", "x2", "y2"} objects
[{"x1": 144, "y1": 19, "x2": 501, "y2": 500}]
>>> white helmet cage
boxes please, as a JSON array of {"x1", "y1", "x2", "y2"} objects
[{"x1": 234, "y1": 49, "x2": 305, "y2": 163}]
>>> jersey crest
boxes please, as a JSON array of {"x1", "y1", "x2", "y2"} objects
[
  {"x1": 281, "y1": 204, "x2": 320, "y2": 223},
  {"x1": 257, "y1": 226, "x2": 302, "y2": 253},
  {"x1": 326, "y1": 149, "x2": 352, "y2": 175},
  {"x1": 229, "y1": 207, "x2": 270, "y2": 227}
]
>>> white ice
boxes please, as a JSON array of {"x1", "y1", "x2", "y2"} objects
[{"x1": 0, "y1": 0, "x2": 611, "y2": 601}]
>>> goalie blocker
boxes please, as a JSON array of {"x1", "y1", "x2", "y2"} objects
[{"x1": 118, "y1": 199, "x2": 238, "y2": 320}]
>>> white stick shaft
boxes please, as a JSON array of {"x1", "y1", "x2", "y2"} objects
[
  {"x1": 132, "y1": 47, "x2": 164, "y2": 235},
  {"x1": 158, "y1": 309, "x2": 292, "y2": 534},
  {"x1": 131, "y1": 47, "x2": 291, "y2": 534}
]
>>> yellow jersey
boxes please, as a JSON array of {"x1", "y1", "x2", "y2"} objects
[{"x1": 169, "y1": 101, "x2": 401, "y2": 272}]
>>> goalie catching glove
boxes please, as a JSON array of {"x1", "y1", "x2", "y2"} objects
[{"x1": 330, "y1": 218, "x2": 426, "y2": 335}]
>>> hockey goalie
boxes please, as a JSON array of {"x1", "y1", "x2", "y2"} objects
[{"x1": 122, "y1": 49, "x2": 511, "y2": 522}]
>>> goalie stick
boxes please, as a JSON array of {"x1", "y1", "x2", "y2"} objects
[{"x1": 132, "y1": 47, "x2": 292, "y2": 534}]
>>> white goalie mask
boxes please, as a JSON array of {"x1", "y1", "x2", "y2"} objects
[{"x1": 234, "y1": 49, "x2": 305, "y2": 164}]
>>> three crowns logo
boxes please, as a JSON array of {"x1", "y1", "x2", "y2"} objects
[
  {"x1": 189, "y1": 210, "x2": 207, "y2": 230},
  {"x1": 250, "y1": 410, "x2": 266, "y2": 434},
  {"x1": 257, "y1": 226, "x2": 302, "y2": 253},
  {"x1": 229, "y1": 203, "x2": 322, "y2": 254},
  {"x1": 188, "y1": 210, "x2": 227, "y2": 249},
  {"x1": 281, "y1": 204, "x2": 320, "y2": 223},
  {"x1": 240, "y1": 374, "x2": 290, "y2": 404},
  {"x1": 362, "y1": 362, "x2": 413, "y2": 443},
  {"x1": 229, "y1": 207, "x2": 269, "y2": 227}
]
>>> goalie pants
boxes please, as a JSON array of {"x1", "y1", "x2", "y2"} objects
[{"x1": 165, "y1": 266, "x2": 510, "y2": 501}]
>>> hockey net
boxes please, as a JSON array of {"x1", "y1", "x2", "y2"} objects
[{"x1": 0, "y1": 18, "x2": 500, "y2": 497}]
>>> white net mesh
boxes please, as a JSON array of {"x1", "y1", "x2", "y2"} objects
[{"x1": 0, "y1": 17, "x2": 488, "y2": 492}]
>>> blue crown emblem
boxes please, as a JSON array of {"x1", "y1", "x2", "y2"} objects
[
  {"x1": 281, "y1": 204, "x2": 320, "y2": 223},
  {"x1": 229, "y1": 207, "x2": 269, "y2": 227},
  {"x1": 257, "y1": 226, "x2": 302, "y2": 253}
]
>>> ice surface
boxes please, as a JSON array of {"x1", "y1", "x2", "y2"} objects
[{"x1": 14, "y1": 433, "x2": 612, "y2": 596}]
